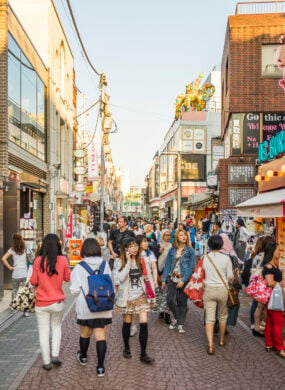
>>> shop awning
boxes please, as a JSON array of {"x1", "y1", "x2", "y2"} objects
[
  {"x1": 236, "y1": 188, "x2": 285, "y2": 217},
  {"x1": 184, "y1": 193, "x2": 218, "y2": 210}
]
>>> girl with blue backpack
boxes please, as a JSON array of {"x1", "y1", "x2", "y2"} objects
[
  {"x1": 70, "y1": 238, "x2": 114, "y2": 377},
  {"x1": 115, "y1": 238, "x2": 155, "y2": 365}
]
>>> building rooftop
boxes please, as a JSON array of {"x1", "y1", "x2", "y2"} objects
[{"x1": 236, "y1": 1, "x2": 285, "y2": 15}]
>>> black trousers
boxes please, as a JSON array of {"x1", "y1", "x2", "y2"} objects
[{"x1": 166, "y1": 280, "x2": 188, "y2": 325}]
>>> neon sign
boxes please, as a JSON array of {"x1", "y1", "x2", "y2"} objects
[{"x1": 258, "y1": 130, "x2": 285, "y2": 162}]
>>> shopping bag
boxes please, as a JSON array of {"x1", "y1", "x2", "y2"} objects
[
  {"x1": 245, "y1": 275, "x2": 271, "y2": 304},
  {"x1": 184, "y1": 257, "x2": 205, "y2": 308},
  {"x1": 267, "y1": 283, "x2": 284, "y2": 311}
]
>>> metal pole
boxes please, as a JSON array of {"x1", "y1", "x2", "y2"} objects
[
  {"x1": 100, "y1": 125, "x2": 105, "y2": 231},
  {"x1": 177, "y1": 153, "x2": 181, "y2": 224}
]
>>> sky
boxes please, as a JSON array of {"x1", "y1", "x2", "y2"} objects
[{"x1": 54, "y1": 0, "x2": 240, "y2": 186}]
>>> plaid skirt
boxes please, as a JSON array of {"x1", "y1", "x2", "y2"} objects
[{"x1": 115, "y1": 294, "x2": 150, "y2": 315}]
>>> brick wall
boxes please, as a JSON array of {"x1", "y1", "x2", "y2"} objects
[{"x1": 222, "y1": 13, "x2": 285, "y2": 136}]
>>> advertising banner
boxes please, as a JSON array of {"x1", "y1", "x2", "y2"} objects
[
  {"x1": 182, "y1": 126, "x2": 206, "y2": 154},
  {"x1": 69, "y1": 239, "x2": 82, "y2": 266},
  {"x1": 181, "y1": 154, "x2": 206, "y2": 180},
  {"x1": 65, "y1": 213, "x2": 73, "y2": 238},
  {"x1": 88, "y1": 139, "x2": 98, "y2": 181},
  {"x1": 243, "y1": 113, "x2": 259, "y2": 154}
]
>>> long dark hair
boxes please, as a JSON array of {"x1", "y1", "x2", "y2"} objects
[
  {"x1": 12, "y1": 233, "x2": 25, "y2": 255},
  {"x1": 119, "y1": 237, "x2": 142, "y2": 274},
  {"x1": 262, "y1": 241, "x2": 278, "y2": 266},
  {"x1": 251, "y1": 235, "x2": 274, "y2": 260},
  {"x1": 39, "y1": 234, "x2": 62, "y2": 276}
]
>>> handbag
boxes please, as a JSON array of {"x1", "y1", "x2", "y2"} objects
[
  {"x1": 206, "y1": 254, "x2": 239, "y2": 309},
  {"x1": 11, "y1": 283, "x2": 36, "y2": 312},
  {"x1": 267, "y1": 283, "x2": 284, "y2": 311},
  {"x1": 245, "y1": 275, "x2": 272, "y2": 304},
  {"x1": 141, "y1": 257, "x2": 156, "y2": 305},
  {"x1": 184, "y1": 256, "x2": 205, "y2": 308}
]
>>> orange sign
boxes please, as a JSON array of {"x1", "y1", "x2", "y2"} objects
[{"x1": 69, "y1": 239, "x2": 82, "y2": 266}]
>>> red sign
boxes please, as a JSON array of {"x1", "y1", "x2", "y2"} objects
[{"x1": 65, "y1": 213, "x2": 73, "y2": 238}]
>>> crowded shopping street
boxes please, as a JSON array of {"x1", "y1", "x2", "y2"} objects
[{"x1": 1, "y1": 0, "x2": 285, "y2": 389}]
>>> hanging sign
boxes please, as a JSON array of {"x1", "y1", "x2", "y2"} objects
[{"x1": 258, "y1": 129, "x2": 285, "y2": 162}]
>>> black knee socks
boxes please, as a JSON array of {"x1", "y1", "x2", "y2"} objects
[
  {"x1": 96, "y1": 340, "x2": 107, "y2": 368},
  {"x1": 122, "y1": 322, "x2": 131, "y2": 350},
  {"x1": 139, "y1": 323, "x2": 148, "y2": 357},
  {"x1": 80, "y1": 337, "x2": 90, "y2": 358}
]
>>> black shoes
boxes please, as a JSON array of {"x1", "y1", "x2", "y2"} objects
[
  {"x1": 51, "y1": 358, "x2": 62, "y2": 366},
  {"x1": 252, "y1": 329, "x2": 264, "y2": 337},
  {"x1": 140, "y1": 355, "x2": 155, "y2": 365},
  {"x1": 77, "y1": 351, "x2": 88, "y2": 365},
  {"x1": 123, "y1": 349, "x2": 132, "y2": 359},
  {"x1": 42, "y1": 363, "x2": 52, "y2": 371},
  {"x1": 97, "y1": 367, "x2": 105, "y2": 377}
]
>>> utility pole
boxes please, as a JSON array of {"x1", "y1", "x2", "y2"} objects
[
  {"x1": 160, "y1": 151, "x2": 182, "y2": 223},
  {"x1": 99, "y1": 73, "x2": 112, "y2": 230}
]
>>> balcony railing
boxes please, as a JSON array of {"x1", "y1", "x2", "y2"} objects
[{"x1": 236, "y1": 1, "x2": 285, "y2": 15}]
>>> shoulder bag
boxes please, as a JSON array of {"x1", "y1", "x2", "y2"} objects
[{"x1": 206, "y1": 254, "x2": 239, "y2": 308}]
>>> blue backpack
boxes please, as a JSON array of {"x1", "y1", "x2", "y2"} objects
[{"x1": 79, "y1": 261, "x2": 115, "y2": 312}]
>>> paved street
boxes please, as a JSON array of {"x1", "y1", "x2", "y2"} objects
[{"x1": 13, "y1": 299, "x2": 285, "y2": 390}]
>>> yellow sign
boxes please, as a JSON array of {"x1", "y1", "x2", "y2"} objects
[{"x1": 80, "y1": 209, "x2": 88, "y2": 224}]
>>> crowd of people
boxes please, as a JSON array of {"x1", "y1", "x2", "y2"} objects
[{"x1": 1, "y1": 214, "x2": 284, "y2": 376}]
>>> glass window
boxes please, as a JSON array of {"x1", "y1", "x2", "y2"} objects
[
  {"x1": 8, "y1": 53, "x2": 21, "y2": 145},
  {"x1": 8, "y1": 33, "x2": 46, "y2": 161}
]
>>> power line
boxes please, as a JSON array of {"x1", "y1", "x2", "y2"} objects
[
  {"x1": 65, "y1": 0, "x2": 102, "y2": 76},
  {"x1": 74, "y1": 99, "x2": 100, "y2": 119},
  {"x1": 83, "y1": 105, "x2": 101, "y2": 150}
]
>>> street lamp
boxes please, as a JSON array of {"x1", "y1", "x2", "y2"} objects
[{"x1": 160, "y1": 151, "x2": 182, "y2": 223}]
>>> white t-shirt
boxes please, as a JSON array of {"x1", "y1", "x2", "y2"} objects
[
  {"x1": 203, "y1": 252, "x2": 233, "y2": 287},
  {"x1": 128, "y1": 262, "x2": 144, "y2": 301},
  {"x1": 8, "y1": 248, "x2": 28, "y2": 280}
]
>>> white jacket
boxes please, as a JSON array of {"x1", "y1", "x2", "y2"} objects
[
  {"x1": 115, "y1": 259, "x2": 155, "y2": 308},
  {"x1": 70, "y1": 257, "x2": 113, "y2": 320}
]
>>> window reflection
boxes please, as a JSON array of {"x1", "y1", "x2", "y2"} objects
[{"x1": 8, "y1": 33, "x2": 46, "y2": 161}]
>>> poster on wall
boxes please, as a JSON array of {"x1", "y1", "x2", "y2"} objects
[
  {"x1": 262, "y1": 112, "x2": 285, "y2": 141},
  {"x1": 231, "y1": 114, "x2": 241, "y2": 155},
  {"x1": 243, "y1": 113, "x2": 260, "y2": 154},
  {"x1": 181, "y1": 154, "x2": 206, "y2": 180},
  {"x1": 182, "y1": 126, "x2": 206, "y2": 154},
  {"x1": 228, "y1": 188, "x2": 255, "y2": 207}
]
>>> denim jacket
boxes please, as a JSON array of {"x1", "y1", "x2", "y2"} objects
[{"x1": 162, "y1": 246, "x2": 195, "y2": 284}]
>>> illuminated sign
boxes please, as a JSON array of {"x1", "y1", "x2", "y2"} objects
[{"x1": 258, "y1": 130, "x2": 285, "y2": 162}]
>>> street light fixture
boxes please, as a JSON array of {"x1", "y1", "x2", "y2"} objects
[{"x1": 159, "y1": 151, "x2": 182, "y2": 223}]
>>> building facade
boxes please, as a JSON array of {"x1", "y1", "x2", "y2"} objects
[{"x1": 219, "y1": 4, "x2": 285, "y2": 212}]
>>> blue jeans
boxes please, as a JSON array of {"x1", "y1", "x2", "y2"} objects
[{"x1": 250, "y1": 299, "x2": 258, "y2": 325}]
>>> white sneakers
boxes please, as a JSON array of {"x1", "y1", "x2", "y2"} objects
[
  {"x1": 177, "y1": 325, "x2": 185, "y2": 334},
  {"x1": 169, "y1": 320, "x2": 177, "y2": 330},
  {"x1": 169, "y1": 320, "x2": 185, "y2": 333}
]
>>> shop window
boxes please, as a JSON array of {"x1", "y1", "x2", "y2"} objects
[
  {"x1": 8, "y1": 33, "x2": 46, "y2": 161},
  {"x1": 261, "y1": 44, "x2": 283, "y2": 78}
]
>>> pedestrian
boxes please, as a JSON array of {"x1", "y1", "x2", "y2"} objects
[
  {"x1": 202, "y1": 235, "x2": 233, "y2": 355},
  {"x1": 156, "y1": 230, "x2": 172, "y2": 324},
  {"x1": 156, "y1": 222, "x2": 166, "y2": 243},
  {"x1": 167, "y1": 221, "x2": 175, "y2": 244},
  {"x1": 162, "y1": 230, "x2": 195, "y2": 333},
  {"x1": 115, "y1": 238, "x2": 155, "y2": 364},
  {"x1": 262, "y1": 241, "x2": 285, "y2": 357},
  {"x1": 2, "y1": 233, "x2": 28, "y2": 310},
  {"x1": 131, "y1": 222, "x2": 142, "y2": 236},
  {"x1": 188, "y1": 221, "x2": 197, "y2": 249},
  {"x1": 70, "y1": 238, "x2": 113, "y2": 377},
  {"x1": 29, "y1": 234, "x2": 70, "y2": 370},
  {"x1": 233, "y1": 218, "x2": 253, "y2": 262}
]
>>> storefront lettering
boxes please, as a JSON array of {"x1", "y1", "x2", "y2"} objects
[{"x1": 258, "y1": 130, "x2": 285, "y2": 161}]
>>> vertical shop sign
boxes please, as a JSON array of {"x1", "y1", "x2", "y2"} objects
[
  {"x1": 66, "y1": 213, "x2": 73, "y2": 238},
  {"x1": 243, "y1": 113, "x2": 260, "y2": 154},
  {"x1": 231, "y1": 114, "x2": 241, "y2": 155},
  {"x1": 88, "y1": 140, "x2": 98, "y2": 181}
]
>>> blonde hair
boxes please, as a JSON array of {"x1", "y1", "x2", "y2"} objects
[{"x1": 173, "y1": 229, "x2": 190, "y2": 249}]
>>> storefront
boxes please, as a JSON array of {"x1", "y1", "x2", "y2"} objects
[{"x1": 236, "y1": 142, "x2": 285, "y2": 271}]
